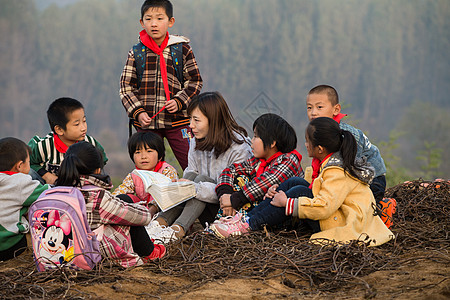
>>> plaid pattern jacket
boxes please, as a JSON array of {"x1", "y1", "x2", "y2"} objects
[
  {"x1": 216, "y1": 151, "x2": 304, "y2": 209},
  {"x1": 119, "y1": 35, "x2": 203, "y2": 129},
  {"x1": 79, "y1": 175, "x2": 152, "y2": 268}
]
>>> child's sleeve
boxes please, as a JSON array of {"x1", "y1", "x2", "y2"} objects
[
  {"x1": 170, "y1": 44, "x2": 203, "y2": 112},
  {"x1": 87, "y1": 136, "x2": 108, "y2": 165},
  {"x1": 216, "y1": 157, "x2": 256, "y2": 199},
  {"x1": 119, "y1": 49, "x2": 142, "y2": 118},
  {"x1": 230, "y1": 153, "x2": 302, "y2": 210},
  {"x1": 28, "y1": 136, "x2": 47, "y2": 174},
  {"x1": 112, "y1": 173, "x2": 135, "y2": 196},
  {"x1": 292, "y1": 168, "x2": 350, "y2": 220},
  {"x1": 23, "y1": 182, "x2": 49, "y2": 208},
  {"x1": 98, "y1": 191, "x2": 152, "y2": 226},
  {"x1": 162, "y1": 165, "x2": 179, "y2": 181}
]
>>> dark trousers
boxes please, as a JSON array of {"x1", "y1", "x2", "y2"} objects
[
  {"x1": 117, "y1": 194, "x2": 154, "y2": 257},
  {"x1": 0, "y1": 235, "x2": 27, "y2": 261},
  {"x1": 370, "y1": 175, "x2": 386, "y2": 204},
  {"x1": 138, "y1": 124, "x2": 191, "y2": 170},
  {"x1": 248, "y1": 177, "x2": 320, "y2": 232}
]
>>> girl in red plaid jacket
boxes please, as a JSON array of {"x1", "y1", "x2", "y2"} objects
[{"x1": 213, "y1": 113, "x2": 304, "y2": 226}]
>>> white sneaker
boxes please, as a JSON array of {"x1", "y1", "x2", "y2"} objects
[
  {"x1": 151, "y1": 226, "x2": 179, "y2": 244},
  {"x1": 145, "y1": 219, "x2": 166, "y2": 238}
]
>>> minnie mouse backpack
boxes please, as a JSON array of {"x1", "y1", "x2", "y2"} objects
[{"x1": 29, "y1": 187, "x2": 102, "y2": 271}]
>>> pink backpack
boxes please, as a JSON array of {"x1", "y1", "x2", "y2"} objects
[{"x1": 29, "y1": 187, "x2": 102, "y2": 271}]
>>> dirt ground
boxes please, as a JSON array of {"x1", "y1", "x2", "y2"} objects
[
  {"x1": 1, "y1": 180, "x2": 449, "y2": 299},
  {"x1": 0, "y1": 232, "x2": 448, "y2": 300}
]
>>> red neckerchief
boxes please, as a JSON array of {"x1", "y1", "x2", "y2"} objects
[
  {"x1": 255, "y1": 149, "x2": 302, "y2": 177},
  {"x1": 54, "y1": 134, "x2": 69, "y2": 153},
  {"x1": 333, "y1": 113, "x2": 347, "y2": 124},
  {"x1": 309, "y1": 152, "x2": 334, "y2": 188},
  {"x1": 139, "y1": 30, "x2": 171, "y2": 120},
  {"x1": 0, "y1": 171, "x2": 17, "y2": 175},
  {"x1": 135, "y1": 160, "x2": 165, "y2": 172}
]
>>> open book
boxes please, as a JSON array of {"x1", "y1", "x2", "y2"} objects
[{"x1": 131, "y1": 169, "x2": 196, "y2": 212}]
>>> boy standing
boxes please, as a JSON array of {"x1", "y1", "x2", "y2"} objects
[
  {"x1": 28, "y1": 97, "x2": 108, "y2": 185},
  {"x1": 119, "y1": 0, "x2": 202, "y2": 170},
  {"x1": 0, "y1": 137, "x2": 49, "y2": 261},
  {"x1": 305, "y1": 85, "x2": 391, "y2": 209}
]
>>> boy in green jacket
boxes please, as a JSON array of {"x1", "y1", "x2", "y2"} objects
[{"x1": 0, "y1": 137, "x2": 49, "y2": 261}]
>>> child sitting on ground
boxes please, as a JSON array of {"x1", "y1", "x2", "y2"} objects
[
  {"x1": 210, "y1": 113, "x2": 303, "y2": 237},
  {"x1": 0, "y1": 137, "x2": 49, "y2": 261},
  {"x1": 56, "y1": 141, "x2": 165, "y2": 267},
  {"x1": 306, "y1": 85, "x2": 396, "y2": 227},
  {"x1": 212, "y1": 117, "x2": 393, "y2": 247},
  {"x1": 146, "y1": 92, "x2": 252, "y2": 243},
  {"x1": 28, "y1": 97, "x2": 108, "y2": 185},
  {"x1": 112, "y1": 131, "x2": 179, "y2": 216}
]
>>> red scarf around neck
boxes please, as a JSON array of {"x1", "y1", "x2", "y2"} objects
[
  {"x1": 54, "y1": 134, "x2": 69, "y2": 153},
  {"x1": 0, "y1": 171, "x2": 17, "y2": 175},
  {"x1": 333, "y1": 113, "x2": 347, "y2": 124},
  {"x1": 256, "y1": 149, "x2": 302, "y2": 177},
  {"x1": 309, "y1": 152, "x2": 334, "y2": 188},
  {"x1": 139, "y1": 30, "x2": 171, "y2": 120},
  {"x1": 136, "y1": 160, "x2": 165, "y2": 172}
]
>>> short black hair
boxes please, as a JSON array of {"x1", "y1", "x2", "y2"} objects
[
  {"x1": 0, "y1": 137, "x2": 31, "y2": 171},
  {"x1": 141, "y1": 0, "x2": 173, "y2": 20},
  {"x1": 127, "y1": 131, "x2": 165, "y2": 162},
  {"x1": 253, "y1": 113, "x2": 297, "y2": 153},
  {"x1": 47, "y1": 97, "x2": 84, "y2": 131},
  {"x1": 308, "y1": 85, "x2": 339, "y2": 106}
]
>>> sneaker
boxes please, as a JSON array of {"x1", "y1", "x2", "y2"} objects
[
  {"x1": 143, "y1": 244, "x2": 166, "y2": 262},
  {"x1": 145, "y1": 219, "x2": 166, "y2": 237},
  {"x1": 151, "y1": 226, "x2": 179, "y2": 244},
  {"x1": 213, "y1": 212, "x2": 243, "y2": 225},
  {"x1": 377, "y1": 198, "x2": 397, "y2": 229},
  {"x1": 210, "y1": 217, "x2": 250, "y2": 238}
]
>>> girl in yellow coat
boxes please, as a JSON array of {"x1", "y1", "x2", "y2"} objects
[{"x1": 268, "y1": 117, "x2": 393, "y2": 246}]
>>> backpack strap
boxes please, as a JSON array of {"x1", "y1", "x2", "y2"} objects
[
  {"x1": 129, "y1": 42, "x2": 184, "y2": 138},
  {"x1": 132, "y1": 42, "x2": 146, "y2": 90},
  {"x1": 170, "y1": 43, "x2": 184, "y2": 85}
]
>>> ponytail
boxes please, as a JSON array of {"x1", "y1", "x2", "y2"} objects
[
  {"x1": 307, "y1": 117, "x2": 361, "y2": 178},
  {"x1": 339, "y1": 129, "x2": 360, "y2": 178},
  {"x1": 55, "y1": 141, "x2": 104, "y2": 187}
]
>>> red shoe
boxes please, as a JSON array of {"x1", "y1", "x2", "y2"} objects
[
  {"x1": 143, "y1": 243, "x2": 166, "y2": 262},
  {"x1": 378, "y1": 198, "x2": 397, "y2": 229}
]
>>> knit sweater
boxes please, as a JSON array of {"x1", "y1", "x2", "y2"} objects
[
  {"x1": 289, "y1": 152, "x2": 393, "y2": 246},
  {"x1": 28, "y1": 132, "x2": 108, "y2": 176},
  {"x1": 119, "y1": 34, "x2": 203, "y2": 129},
  {"x1": 0, "y1": 173, "x2": 49, "y2": 251}
]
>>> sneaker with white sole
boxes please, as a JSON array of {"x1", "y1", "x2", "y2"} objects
[
  {"x1": 212, "y1": 212, "x2": 243, "y2": 225},
  {"x1": 210, "y1": 217, "x2": 250, "y2": 238},
  {"x1": 151, "y1": 226, "x2": 180, "y2": 244},
  {"x1": 145, "y1": 219, "x2": 167, "y2": 238}
]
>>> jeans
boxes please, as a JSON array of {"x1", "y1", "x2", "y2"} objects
[
  {"x1": 247, "y1": 177, "x2": 319, "y2": 232},
  {"x1": 370, "y1": 175, "x2": 386, "y2": 204}
]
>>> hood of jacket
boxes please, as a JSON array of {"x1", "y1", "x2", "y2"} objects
[{"x1": 323, "y1": 152, "x2": 375, "y2": 185}]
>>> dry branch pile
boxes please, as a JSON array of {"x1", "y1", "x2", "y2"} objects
[{"x1": 1, "y1": 179, "x2": 448, "y2": 299}]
